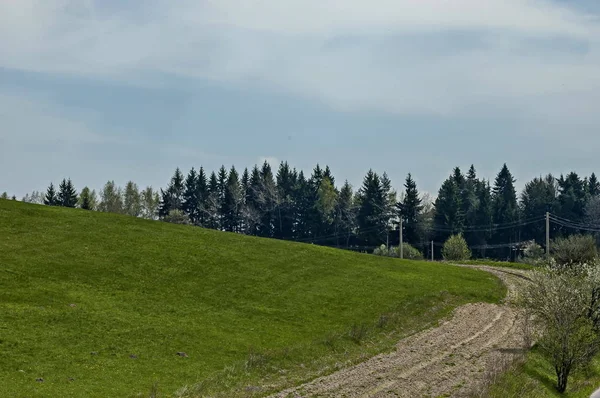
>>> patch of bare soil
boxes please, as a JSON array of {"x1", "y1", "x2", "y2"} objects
[{"x1": 270, "y1": 266, "x2": 530, "y2": 398}]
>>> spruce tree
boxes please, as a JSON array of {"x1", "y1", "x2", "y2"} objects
[
  {"x1": 462, "y1": 165, "x2": 480, "y2": 249},
  {"x1": 491, "y1": 164, "x2": 519, "y2": 257},
  {"x1": 159, "y1": 168, "x2": 185, "y2": 218},
  {"x1": 79, "y1": 187, "x2": 95, "y2": 210},
  {"x1": 293, "y1": 171, "x2": 311, "y2": 239},
  {"x1": 258, "y1": 161, "x2": 277, "y2": 238},
  {"x1": 182, "y1": 168, "x2": 200, "y2": 224},
  {"x1": 44, "y1": 183, "x2": 58, "y2": 206},
  {"x1": 205, "y1": 172, "x2": 220, "y2": 229},
  {"x1": 433, "y1": 176, "x2": 463, "y2": 244},
  {"x1": 356, "y1": 170, "x2": 387, "y2": 246},
  {"x1": 196, "y1": 167, "x2": 209, "y2": 226},
  {"x1": 398, "y1": 173, "x2": 423, "y2": 246},
  {"x1": 557, "y1": 172, "x2": 587, "y2": 223},
  {"x1": 520, "y1": 174, "x2": 557, "y2": 244},
  {"x1": 589, "y1": 173, "x2": 600, "y2": 197},
  {"x1": 58, "y1": 178, "x2": 78, "y2": 207},
  {"x1": 223, "y1": 166, "x2": 243, "y2": 232},
  {"x1": 335, "y1": 181, "x2": 356, "y2": 247},
  {"x1": 275, "y1": 162, "x2": 296, "y2": 239}
]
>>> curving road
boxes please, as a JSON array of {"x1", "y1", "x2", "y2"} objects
[{"x1": 269, "y1": 266, "x2": 530, "y2": 398}]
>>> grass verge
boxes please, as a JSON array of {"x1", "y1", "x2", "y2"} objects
[{"x1": 483, "y1": 346, "x2": 600, "y2": 398}]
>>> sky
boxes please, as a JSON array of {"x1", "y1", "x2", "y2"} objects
[{"x1": 1, "y1": 0, "x2": 600, "y2": 198}]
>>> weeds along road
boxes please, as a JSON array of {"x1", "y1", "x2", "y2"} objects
[{"x1": 270, "y1": 266, "x2": 531, "y2": 398}]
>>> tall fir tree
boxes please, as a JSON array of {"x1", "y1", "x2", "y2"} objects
[
  {"x1": 293, "y1": 171, "x2": 311, "y2": 239},
  {"x1": 78, "y1": 186, "x2": 97, "y2": 210},
  {"x1": 204, "y1": 171, "x2": 220, "y2": 229},
  {"x1": 557, "y1": 172, "x2": 587, "y2": 223},
  {"x1": 44, "y1": 183, "x2": 58, "y2": 206},
  {"x1": 182, "y1": 168, "x2": 200, "y2": 224},
  {"x1": 58, "y1": 178, "x2": 78, "y2": 208},
  {"x1": 433, "y1": 173, "x2": 464, "y2": 244},
  {"x1": 275, "y1": 162, "x2": 297, "y2": 239},
  {"x1": 588, "y1": 173, "x2": 600, "y2": 197},
  {"x1": 222, "y1": 166, "x2": 243, "y2": 232},
  {"x1": 159, "y1": 168, "x2": 185, "y2": 219},
  {"x1": 356, "y1": 170, "x2": 387, "y2": 247},
  {"x1": 195, "y1": 167, "x2": 209, "y2": 226},
  {"x1": 258, "y1": 161, "x2": 277, "y2": 238},
  {"x1": 491, "y1": 164, "x2": 519, "y2": 258},
  {"x1": 335, "y1": 181, "x2": 356, "y2": 247},
  {"x1": 398, "y1": 173, "x2": 423, "y2": 246},
  {"x1": 520, "y1": 174, "x2": 557, "y2": 244}
]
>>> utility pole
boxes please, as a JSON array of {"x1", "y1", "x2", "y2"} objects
[
  {"x1": 399, "y1": 217, "x2": 404, "y2": 259},
  {"x1": 546, "y1": 211, "x2": 550, "y2": 256},
  {"x1": 431, "y1": 240, "x2": 434, "y2": 261}
]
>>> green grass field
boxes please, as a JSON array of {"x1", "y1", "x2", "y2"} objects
[
  {"x1": 0, "y1": 200, "x2": 505, "y2": 397},
  {"x1": 487, "y1": 347, "x2": 600, "y2": 397}
]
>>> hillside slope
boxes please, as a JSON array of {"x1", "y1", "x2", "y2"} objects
[{"x1": 0, "y1": 200, "x2": 504, "y2": 397}]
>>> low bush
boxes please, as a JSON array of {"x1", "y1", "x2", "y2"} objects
[
  {"x1": 551, "y1": 234, "x2": 597, "y2": 265},
  {"x1": 442, "y1": 234, "x2": 471, "y2": 261},
  {"x1": 373, "y1": 244, "x2": 424, "y2": 260}
]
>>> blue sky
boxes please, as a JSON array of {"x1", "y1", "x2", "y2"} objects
[{"x1": 1, "y1": 0, "x2": 600, "y2": 198}]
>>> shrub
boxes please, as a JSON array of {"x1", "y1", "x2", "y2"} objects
[
  {"x1": 522, "y1": 241, "x2": 545, "y2": 265},
  {"x1": 551, "y1": 234, "x2": 597, "y2": 266},
  {"x1": 442, "y1": 234, "x2": 471, "y2": 261},
  {"x1": 164, "y1": 209, "x2": 191, "y2": 225},
  {"x1": 373, "y1": 244, "x2": 423, "y2": 260},
  {"x1": 373, "y1": 244, "x2": 390, "y2": 257}
]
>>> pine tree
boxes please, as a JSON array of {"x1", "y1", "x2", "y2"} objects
[
  {"x1": 182, "y1": 168, "x2": 200, "y2": 224},
  {"x1": 195, "y1": 167, "x2": 209, "y2": 226},
  {"x1": 433, "y1": 173, "x2": 464, "y2": 243},
  {"x1": 520, "y1": 174, "x2": 557, "y2": 244},
  {"x1": 204, "y1": 172, "x2": 220, "y2": 229},
  {"x1": 398, "y1": 173, "x2": 423, "y2": 246},
  {"x1": 557, "y1": 172, "x2": 587, "y2": 223},
  {"x1": 258, "y1": 161, "x2": 277, "y2": 238},
  {"x1": 589, "y1": 173, "x2": 600, "y2": 197},
  {"x1": 159, "y1": 168, "x2": 185, "y2": 218},
  {"x1": 58, "y1": 178, "x2": 78, "y2": 208},
  {"x1": 79, "y1": 187, "x2": 97, "y2": 210},
  {"x1": 222, "y1": 166, "x2": 243, "y2": 232},
  {"x1": 462, "y1": 165, "x2": 480, "y2": 248},
  {"x1": 293, "y1": 171, "x2": 311, "y2": 239},
  {"x1": 491, "y1": 164, "x2": 519, "y2": 255},
  {"x1": 335, "y1": 181, "x2": 356, "y2": 247},
  {"x1": 356, "y1": 170, "x2": 387, "y2": 246},
  {"x1": 275, "y1": 162, "x2": 297, "y2": 239},
  {"x1": 0, "y1": 192, "x2": 7, "y2": 200},
  {"x1": 44, "y1": 183, "x2": 58, "y2": 206}
]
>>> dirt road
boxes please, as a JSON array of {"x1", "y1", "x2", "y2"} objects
[{"x1": 270, "y1": 266, "x2": 530, "y2": 398}]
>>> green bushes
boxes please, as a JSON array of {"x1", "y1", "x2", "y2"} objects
[
  {"x1": 551, "y1": 234, "x2": 597, "y2": 265},
  {"x1": 373, "y1": 244, "x2": 424, "y2": 260},
  {"x1": 442, "y1": 234, "x2": 471, "y2": 261}
]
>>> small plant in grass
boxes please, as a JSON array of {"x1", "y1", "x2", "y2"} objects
[
  {"x1": 245, "y1": 348, "x2": 269, "y2": 370},
  {"x1": 348, "y1": 323, "x2": 368, "y2": 344},
  {"x1": 442, "y1": 234, "x2": 471, "y2": 261}
]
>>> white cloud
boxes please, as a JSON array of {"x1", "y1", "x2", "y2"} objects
[{"x1": 0, "y1": 0, "x2": 600, "y2": 120}]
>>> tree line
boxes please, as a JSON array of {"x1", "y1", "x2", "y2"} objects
[{"x1": 5, "y1": 162, "x2": 600, "y2": 260}]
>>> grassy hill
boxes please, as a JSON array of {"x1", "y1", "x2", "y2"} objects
[{"x1": 0, "y1": 200, "x2": 505, "y2": 397}]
